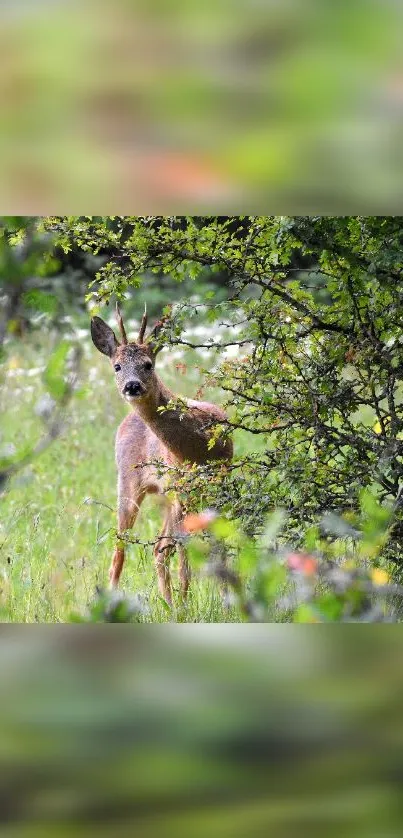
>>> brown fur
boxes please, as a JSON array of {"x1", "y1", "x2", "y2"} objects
[{"x1": 91, "y1": 311, "x2": 233, "y2": 605}]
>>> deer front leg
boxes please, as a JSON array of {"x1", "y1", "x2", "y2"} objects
[
  {"x1": 110, "y1": 543, "x2": 125, "y2": 588},
  {"x1": 178, "y1": 544, "x2": 191, "y2": 599},
  {"x1": 109, "y1": 487, "x2": 145, "y2": 588}
]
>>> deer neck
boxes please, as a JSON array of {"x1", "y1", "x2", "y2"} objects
[
  {"x1": 134, "y1": 376, "x2": 175, "y2": 421},
  {"x1": 132, "y1": 375, "x2": 200, "y2": 463},
  {"x1": 133, "y1": 376, "x2": 179, "y2": 442}
]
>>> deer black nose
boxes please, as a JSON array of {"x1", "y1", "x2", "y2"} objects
[{"x1": 123, "y1": 380, "x2": 143, "y2": 397}]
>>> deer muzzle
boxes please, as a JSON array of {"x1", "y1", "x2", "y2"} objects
[{"x1": 123, "y1": 380, "x2": 145, "y2": 398}]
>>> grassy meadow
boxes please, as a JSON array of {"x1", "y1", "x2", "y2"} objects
[{"x1": 0, "y1": 314, "x2": 252, "y2": 623}]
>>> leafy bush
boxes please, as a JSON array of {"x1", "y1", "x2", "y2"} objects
[{"x1": 180, "y1": 490, "x2": 398, "y2": 623}]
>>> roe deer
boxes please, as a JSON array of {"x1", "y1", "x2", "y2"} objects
[{"x1": 91, "y1": 303, "x2": 233, "y2": 605}]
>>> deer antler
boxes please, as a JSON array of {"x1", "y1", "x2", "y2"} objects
[
  {"x1": 138, "y1": 303, "x2": 148, "y2": 344},
  {"x1": 115, "y1": 302, "x2": 128, "y2": 345}
]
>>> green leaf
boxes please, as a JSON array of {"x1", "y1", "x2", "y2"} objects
[
  {"x1": 211, "y1": 518, "x2": 240, "y2": 540},
  {"x1": 261, "y1": 510, "x2": 287, "y2": 546},
  {"x1": 187, "y1": 538, "x2": 210, "y2": 566},
  {"x1": 238, "y1": 541, "x2": 259, "y2": 575},
  {"x1": 43, "y1": 342, "x2": 70, "y2": 401},
  {"x1": 22, "y1": 289, "x2": 58, "y2": 314}
]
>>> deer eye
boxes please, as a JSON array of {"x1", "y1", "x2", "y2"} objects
[
  {"x1": 144, "y1": 360, "x2": 152, "y2": 370},
  {"x1": 114, "y1": 363, "x2": 121, "y2": 372}
]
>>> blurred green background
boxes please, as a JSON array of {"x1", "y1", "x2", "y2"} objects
[
  {"x1": 0, "y1": 627, "x2": 402, "y2": 837},
  {"x1": 1, "y1": 0, "x2": 403, "y2": 211}
]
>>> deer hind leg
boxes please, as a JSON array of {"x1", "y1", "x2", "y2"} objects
[
  {"x1": 154, "y1": 500, "x2": 190, "y2": 603},
  {"x1": 178, "y1": 543, "x2": 191, "y2": 599},
  {"x1": 109, "y1": 487, "x2": 145, "y2": 588},
  {"x1": 171, "y1": 500, "x2": 190, "y2": 598},
  {"x1": 153, "y1": 509, "x2": 174, "y2": 606}
]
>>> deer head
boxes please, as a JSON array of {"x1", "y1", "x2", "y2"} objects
[{"x1": 91, "y1": 303, "x2": 169, "y2": 404}]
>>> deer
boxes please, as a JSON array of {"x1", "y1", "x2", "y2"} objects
[{"x1": 90, "y1": 303, "x2": 233, "y2": 606}]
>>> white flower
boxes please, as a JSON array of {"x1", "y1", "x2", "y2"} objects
[
  {"x1": 0, "y1": 443, "x2": 16, "y2": 458},
  {"x1": 34, "y1": 394, "x2": 56, "y2": 420}
]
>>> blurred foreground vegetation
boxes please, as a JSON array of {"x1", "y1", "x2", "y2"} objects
[{"x1": 0, "y1": 628, "x2": 403, "y2": 836}]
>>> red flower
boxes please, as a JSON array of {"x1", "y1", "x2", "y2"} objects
[{"x1": 286, "y1": 552, "x2": 318, "y2": 576}]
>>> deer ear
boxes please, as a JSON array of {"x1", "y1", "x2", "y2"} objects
[{"x1": 91, "y1": 317, "x2": 119, "y2": 357}]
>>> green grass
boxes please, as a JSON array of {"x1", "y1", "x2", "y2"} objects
[{"x1": 0, "y1": 329, "x2": 251, "y2": 623}]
